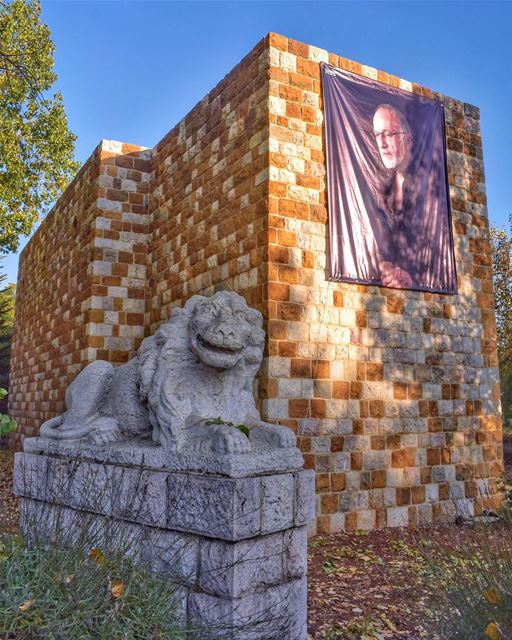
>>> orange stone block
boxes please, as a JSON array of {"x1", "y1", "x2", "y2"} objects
[
  {"x1": 371, "y1": 436, "x2": 386, "y2": 451},
  {"x1": 316, "y1": 473, "x2": 330, "y2": 492},
  {"x1": 366, "y1": 363, "x2": 383, "y2": 381},
  {"x1": 289, "y1": 399, "x2": 309, "y2": 418},
  {"x1": 313, "y1": 360, "x2": 330, "y2": 379},
  {"x1": 371, "y1": 470, "x2": 387, "y2": 489},
  {"x1": 391, "y1": 449, "x2": 407, "y2": 468},
  {"x1": 351, "y1": 451, "x2": 363, "y2": 471},
  {"x1": 393, "y1": 382, "x2": 407, "y2": 400},
  {"x1": 291, "y1": 358, "x2": 311, "y2": 378},
  {"x1": 278, "y1": 198, "x2": 309, "y2": 219},
  {"x1": 333, "y1": 381, "x2": 349, "y2": 399},
  {"x1": 278, "y1": 84, "x2": 302, "y2": 103},
  {"x1": 311, "y1": 399, "x2": 326, "y2": 419},
  {"x1": 396, "y1": 487, "x2": 411, "y2": 506},
  {"x1": 278, "y1": 341, "x2": 297, "y2": 357},
  {"x1": 321, "y1": 493, "x2": 339, "y2": 514},
  {"x1": 297, "y1": 58, "x2": 320, "y2": 79},
  {"x1": 268, "y1": 32, "x2": 288, "y2": 51},
  {"x1": 427, "y1": 448, "x2": 441, "y2": 466},
  {"x1": 276, "y1": 229, "x2": 297, "y2": 247},
  {"x1": 278, "y1": 265, "x2": 299, "y2": 284},
  {"x1": 350, "y1": 382, "x2": 363, "y2": 399},
  {"x1": 369, "y1": 400, "x2": 385, "y2": 418},
  {"x1": 333, "y1": 291, "x2": 344, "y2": 307},
  {"x1": 331, "y1": 436, "x2": 344, "y2": 453},
  {"x1": 331, "y1": 473, "x2": 346, "y2": 492},
  {"x1": 387, "y1": 295, "x2": 405, "y2": 314}
]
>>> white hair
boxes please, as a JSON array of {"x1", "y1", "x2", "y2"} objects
[{"x1": 373, "y1": 103, "x2": 412, "y2": 136}]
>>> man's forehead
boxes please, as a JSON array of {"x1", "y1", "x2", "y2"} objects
[{"x1": 373, "y1": 108, "x2": 400, "y2": 128}]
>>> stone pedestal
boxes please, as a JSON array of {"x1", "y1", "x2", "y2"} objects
[{"x1": 14, "y1": 438, "x2": 315, "y2": 639}]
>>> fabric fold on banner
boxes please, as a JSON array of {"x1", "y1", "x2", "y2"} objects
[{"x1": 322, "y1": 63, "x2": 457, "y2": 294}]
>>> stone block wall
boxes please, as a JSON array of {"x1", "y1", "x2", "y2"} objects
[
  {"x1": 10, "y1": 33, "x2": 502, "y2": 531},
  {"x1": 147, "y1": 37, "x2": 269, "y2": 330},
  {"x1": 262, "y1": 34, "x2": 502, "y2": 532},
  {"x1": 84, "y1": 141, "x2": 151, "y2": 364},
  {"x1": 9, "y1": 152, "x2": 100, "y2": 442},
  {"x1": 9, "y1": 141, "x2": 151, "y2": 447}
]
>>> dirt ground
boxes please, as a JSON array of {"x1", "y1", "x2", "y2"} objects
[
  {"x1": 2, "y1": 437, "x2": 511, "y2": 639},
  {"x1": 306, "y1": 522, "x2": 487, "y2": 639},
  {"x1": 307, "y1": 434, "x2": 512, "y2": 638}
]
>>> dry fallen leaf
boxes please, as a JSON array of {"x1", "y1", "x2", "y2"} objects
[
  {"x1": 486, "y1": 622, "x2": 504, "y2": 640},
  {"x1": 381, "y1": 615, "x2": 398, "y2": 632},
  {"x1": 64, "y1": 574, "x2": 74, "y2": 585},
  {"x1": 90, "y1": 547, "x2": 107, "y2": 565},
  {"x1": 110, "y1": 580, "x2": 124, "y2": 598},
  {"x1": 18, "y1": 599, "x2": 34, "y2": 612},
  {"x1": 484, "y1": 588, "x2": 503, "y2": 605}
]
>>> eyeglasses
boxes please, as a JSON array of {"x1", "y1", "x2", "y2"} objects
[{"x1": 373, "y1": 131, "x2": 408, "y2": 141}]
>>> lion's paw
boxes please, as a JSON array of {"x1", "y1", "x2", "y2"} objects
[
  {"x1": 184, "y1": 423, "x2": 252, "y2": 455},
  {"x1": 213, "y1": 425, "x2": 252, "y2": 455},
  {"x1": 249, "y1": 422, "x2": 296, "y2": 449}
]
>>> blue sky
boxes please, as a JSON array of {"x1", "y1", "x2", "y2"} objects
[{"x1": 5, "y1": 0, "x2": 512, "y2": 282}]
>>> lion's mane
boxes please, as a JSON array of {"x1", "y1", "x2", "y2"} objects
[{"x1": 137, "y1": 291, "x2": 265, "y2": 452}]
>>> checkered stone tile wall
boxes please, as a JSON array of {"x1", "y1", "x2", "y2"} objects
[{"x1": 9, "y1": 34, "x2": 502, "y2": 531}]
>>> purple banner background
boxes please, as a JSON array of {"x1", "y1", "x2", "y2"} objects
[{"x1": 322, "y1": 64, "x2": 457, "y2": 294}]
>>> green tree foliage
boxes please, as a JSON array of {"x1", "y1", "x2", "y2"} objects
[
  {"x1": 0, "y1": 261, "x2": 15, "y2": 429},
  {"x1": 0, "y1": 282, "x2": 15, "y2": 331},
  {"x1": 0, "y1": 275, "x2": 14, "y2": 391},
  {"x1": 491, "y1": 217, "x2": 512, "y2": 428},
  {"x1": 0, "y1": 0, "x2": 79, "y2": 253}
]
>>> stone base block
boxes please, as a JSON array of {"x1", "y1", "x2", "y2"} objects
[
  {"x1": 188, "y1": 578, "x2": 307, "y2": 640},
  {"x1": 23, "y1": 436, "x2": 304, "y2": 478},
  {"x1": 14, "y1": 449, "x2": 314, "y2": 639}
]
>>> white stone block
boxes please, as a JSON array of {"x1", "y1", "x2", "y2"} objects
[
  {"x1": 308, "y1": 45, "x2": 329, "y2": 63},
  {"x1": 278, "y1": 379, "x2": 301, "y2": 398},
  {"x1": 294, "y1": 470, "x2": 315, "y2": 526},
  {"x1": 188, "y1": 577, "x2": 307, "y2": 640},
  {"x1": 97, "y1": 197, "x2": 122, "y2": 212},
  {"x1": 386, "y1": 469, "x2": 404, "y2": 487},
  {"x1": 362, "y1": 65, "x2": 378, "y2": 79},
  {"x1": 384, "y1": 488, "x2": 396, "y2": 507},
  {"x1": 387, "y1": 506, "x2": 409, "y2": 528},
  {"x1": 200, "y1": 531, "x2": 285, "y2": 598},
  {"x1": 269, "y1": 96, "x2": 286, "y2": 116},
  {"x1": 363, "y1": 450, "x2": 390, "y2": 470},
  {"x1": 88, "y1": 323, "x2": 112, "y2": 337},
  {"x1": 356, "y1": 509, "x2": 376, "y2": 530},
  {"x1": 261, "y1": 474, "x2": 294, "y2": 534},
  {"x1": 280, "y1": 51, "x2": 297, "y2": 72}
]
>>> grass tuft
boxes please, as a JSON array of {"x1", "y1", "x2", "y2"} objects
[
  {"x1": 0, "y1": 533, "x2": 185, "y2": 640},
  {"x1": 422, "y1": 510, "x2": 512, "y2": 639}
]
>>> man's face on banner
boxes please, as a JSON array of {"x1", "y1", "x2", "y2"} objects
[{"x1": 373, "y1": 106, "x2": 412, "y2": 171}]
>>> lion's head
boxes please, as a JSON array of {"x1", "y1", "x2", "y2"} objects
[
  {"x1": 186, "y1": 291, "x2": 265, "y2": 370},
  {"x1": 136, "y1": 291, "x2": 266, "y2": 451}
]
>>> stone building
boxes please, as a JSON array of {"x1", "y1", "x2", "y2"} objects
[{"x1": 9, "y1": 33, "x2": 502, "y2": 533}]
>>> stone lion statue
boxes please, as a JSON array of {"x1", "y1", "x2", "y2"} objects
[{"x1": 40, "y1": 291, "x2": 295, "y2": 456}]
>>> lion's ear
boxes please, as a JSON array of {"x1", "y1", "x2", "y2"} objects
[
  {"x1": 248, "y1": 327, "x2": 266, "y2": 347},
  {"x1": 246, "y1": 308, "x2": 264, "y2": 328},
  {"x1": 183, "y1": 294, "x2": 208, "y2": 315}
]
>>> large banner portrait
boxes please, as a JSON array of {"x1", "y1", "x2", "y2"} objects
[{"x1": 322, "y1": 64, "x2": 457, "y2": 294}]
